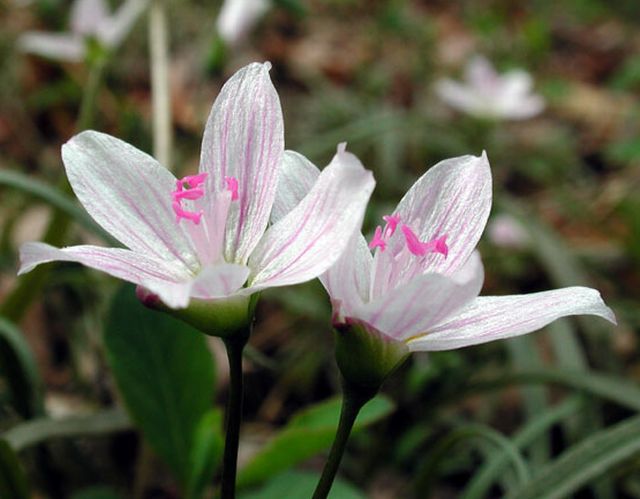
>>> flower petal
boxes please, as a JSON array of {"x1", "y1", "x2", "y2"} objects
[
  {"x1": 247, "y1": 144, "x2": 375, "y2": 291},
  {"x1": 200, "y1": 62, "x2": 284, "y2": 265},
  {"x1": 320, "y1": 232, "x2": 372, "y2": 319},
  {"x1": 17, "y1": 32, "x2": 85, "y2": 62},
  {"x1": 62, "y1": 131, "x2": 197, "y2": 271},
  {"x1": 19, "y1": 242, "x2": 191, "y2": 308},
  {"x1": 408, "y1": 287, "x2": 616, "y2": 352},
  {"x1": 189, "y1": 263, "x2": 250, "y2": 299},
  {"x1": 98, "y1": 0, "x2": 149, "y2": 47},
  {"x1": 392, "y1": 152, "x2": 491, "y2": 276},
  {"x1": 271, "y1": 150, "x2": 320, "y2": 223},
  {"x1": 356, "y1": 251, "x2": 484, "y2": 342},
  {"x1": 71, "y1": 0, "x2": 110, "y2": 35}
]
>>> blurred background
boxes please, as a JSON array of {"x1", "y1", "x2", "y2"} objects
[{"x1": 0, "y1": 0, "x2": 639, "y2": 497}]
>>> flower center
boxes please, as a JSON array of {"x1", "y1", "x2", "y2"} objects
[{"x1": 170, "y1": 173, "x2": 240, "y2": 268}]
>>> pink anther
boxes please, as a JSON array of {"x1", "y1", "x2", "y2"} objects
[
  {"x1": 172, "y1": 188, "x2": 204, "y2": 201},
  {"x1": 172, "y1": 173, "x2": 207, "y2": 224},
  {"x1": 382, "y1": 214, "x2": 401, "y2": 237},
  {"x1": 401, "y1": 225, "x2": 448, "y2": 257},
  {"x1": 368, "y1": 226, "x2": 386, "y2": 251},
  {"x1": 182, "y1": 173, "x2": 208, "y2": 188},
  {"x1": 172, "y1": 201, "x2": 203, "y2": 225},
  {"x1": 225, "y1": 176, "x2": 239, "y2": 201}
]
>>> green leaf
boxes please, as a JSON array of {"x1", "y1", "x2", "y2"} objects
[
  {"x1": 239, "y1": 470, "x2": 364, "y2": 499},
  {"x1": 0, "y1": 169, "x2": 115, "y2": 243},
  {"x1": 185, "y1": 409, "x2": 224, "y2": 499},
  {"x1": 237, "y1": 395, "x2": 394, "y2": 489},
  {"x1": 0, "y1": 439, "x2": 29, "y2": 499},
  {"x1": 3, "y1": 408, "x2": 131, "y2": 451},
  {"x1": 0, "y1": 316, "x2": 44, "y2": 418},
  {"x1": 104, "y1": 285, "x2": 216, "y2": 486},
  {"x1": 505, "y1": 414, "x2": 640, "y2": 499}
]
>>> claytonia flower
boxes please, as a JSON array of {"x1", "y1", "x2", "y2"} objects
[
  {"x1": 18, "y1": 63, "x2": 375, "y2": 333},
  {"x1": 435, "y1": 56, "x2": 545, "y2": 120},
  {"x1": 18, "y1": 0, "x2": 149, "y2": 62},
  {"x1": 274, "y1": 150, "x2": 615, "y2": 388},
  {"x1": 216, "y1": 0, "x2": 271, "y2": 47}
]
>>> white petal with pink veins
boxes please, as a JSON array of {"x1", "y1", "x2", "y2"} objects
[
  {"x1": 62, "y1": 131, "x2": 198, "y2": 272},
  {"x1": 408, "y1": 286, "x2": 616, "y2": 351},
  {"x1": 19, "y1": 242, "x2": 192, "y2": 308},
  {"x1": 271, "y1": 150, "x2": 320, "y2": 223},
  {"x1": 200, "y1": 62, "x2": 284, "y2": 265},
  {"x1": 247, "y1": 144, "x2": 374, "y2": 292},
  {"x1": 357, "y1": 251, "x2": 484, "y2": 342},
  {"x1": 189, "y1": 263, "x2": 250, "y2": 299},
  {"x1": 320, "y1": 233, "x2": 373, "y2": 320},
  {"x1": 390, "y1": 152, "x2": 491, "y2": 278}
]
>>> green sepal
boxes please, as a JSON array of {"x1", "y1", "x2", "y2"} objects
[
  {"x1": 137, "y1": 286, "x2": 260, "y2": 339},
  {"x1": 334, "y1": 318, "x2": 410, "y2": 395}
]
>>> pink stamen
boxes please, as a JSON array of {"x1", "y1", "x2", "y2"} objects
[
  {"x1": 225, "y1": 176, "x2": 239, "y2": 201},
  {"x1": 401, "y1": 225, "x2": 448, "y2": 257},
  {"x1": 369, "y1": 226, "x2": 386, "y2": 251},
  {"x1": 382, "y1": 214, "x2": 400, "y2": 237},
  {"x1": 172, "y1": 173, "x2": 207, "y2": 224}
]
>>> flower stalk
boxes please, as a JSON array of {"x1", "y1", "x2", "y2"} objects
[
  {"x1": 220, "y1": 327, "x2": 251, "y2": 499},
  {"x1": 312, "y1": 380, "x2": 377, "y2": 499}
]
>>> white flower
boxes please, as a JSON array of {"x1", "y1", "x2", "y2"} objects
[
  {"x1": 19, "y1": 63, "x2": 375, "y2": 310},
  {"x1": 18, "y1": 0, "x2": 149, "y2": 62},
  {"x1": 273, "y1": 151, "x2": 614, "y2": 354},
  {"x1": 435, "y1": 56, "x2": 545, "y2": 120}
]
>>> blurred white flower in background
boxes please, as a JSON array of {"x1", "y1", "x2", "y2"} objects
[
  {"x1": 487, "y1": 213, "x2": 530, "y2": 249},
  {"x1": 216, "y1": 0, "x2": 271, "y2": 47},
  {"x1": 18, "y1": 0, "x2": 149, "y2": 62},
  {"x1": 435, "y1": 55, "x2": 545, "y2": 120}
]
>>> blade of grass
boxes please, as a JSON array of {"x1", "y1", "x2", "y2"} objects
[
  {"x1": 505, "y1": 414, "x2": 640, "y2": 499},
  {"x1": 462, "y1": 397, "x2": 584, "y2": 499}
]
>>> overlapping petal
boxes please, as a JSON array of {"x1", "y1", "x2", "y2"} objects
[
  {"x1": 19, "y1": 242, "x2": 191, "y2": 308},
  {"x1": 356, "y1": 251, "x2": 484, "y2": 341},
  {"x1": 189, "y1": 263, "x2": 250, "y2": 299},
  {"x1": 271, "y1": 149, "x2": 372, "y2": 316},
  {"x1": 392, "y1": 153, "x2": 491, "y2": 276},
  {"x1": 247, "y1": 144, "x2": 374, "y2": 292},
  {"x1": 200, "y1": 62, "x2": 284, "y2": 265},
  {"x1": 62, "y1": 131, "x2": 197, "y2": 272},
  {"x1": 407, "y1": 286, "x2": 616, "y2": 351},
  {"x1": 271, "y1": 150, "x2": 320, "y2": 223},
  {"x1": 320, "y1": 233, "x2": 373, "y2": 319}
]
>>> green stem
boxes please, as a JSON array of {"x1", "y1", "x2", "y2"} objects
[
  {"x1": 77, "y1": 58, "x2": 107, "y2": 132},
  {"x1": 312, "y1": 382, "x2": 377, "y2": 499},
  {"x1": 0, "y1": 59, "x2": 107, "y2": 322},
  {"x1": 220, "y1": 329, "x2": 250, "y2": 499}
]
